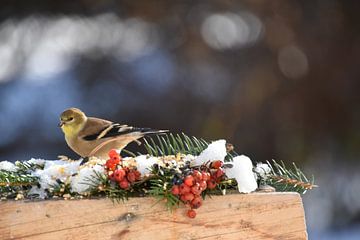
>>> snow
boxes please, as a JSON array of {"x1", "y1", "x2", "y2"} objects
[
  {"x1": 26, "y1": 160, "x2": 77, "y2": 198},
  {"x1": 0, "y1": 161, "x2": 18, "y2": 171},
  {"x1": 254, "y1": 162, "x2": 271, "y2": 179},
  {"x1": 71, "y1": 164, "x2": 105, "y2": 193},
  {"x1": 26, "y1": 158, "x2": 46, "y2": 165},
  {"x1": 192, "y1": 139, "x2": 227, "y2": 166},
  {"x1": 135, "y1": 155, "x2": 158, "y2": 175},
  {"x1": 28, "y1": 186, "x2": 47, "y2": 199},
  {"x1": 32, "y1": 160, "x2": 81, "y2": 190},
  {"x1": 25, "y1": 159, "x2": 106, "y2": 198},
  {"x1": 183, "y1": 154, "x2": 195, "y2": 163},
  {"x1": 225, "y1": 155, "x2": 257, "y2": 193}
]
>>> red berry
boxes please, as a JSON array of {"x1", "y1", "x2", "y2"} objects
[
  {"x1": 180, "y1": 194, "x2": 187, "y2": 202},
  {"x1": 184, "y1": 175, "x2": 195, "y2": 187},
  {"x1": 193, "y1": 170, "x2": 202, "y2": 181},
  {"x1": 211, "y1": 160, "x2": 223, "y2": 169},
  {"x1": 119, "y1": 179, "x2": 130, "y2": 189},
  {"x1": 191, "y1": 197, "x2": 202, "y2": 209},
  {"x1": 105, "y1": 159, "x2": 117, "y2": 171},
  {"x1": 179, "y1": 184, "x2": 191, "y2": 194},
  {"x1": 108, "y1": 149, "x2": 119, "y2": 158},
  {"x1": 171, "y1": 185, "x2": 180, "y2": 195},
  {"x1": 207, "y1": 179, "x2": 217, "y2": 189},
  {"x1": 199, "y1": 180, "x2": 207, "y2": 191},
  {"x1": 187, "y1": 209, "x2": 196, "y2": 218},
  {"x1": 191, "y1": 183, "x2": 201, "y2": 195},
  {"x1": 215, "y1": 169, "x2": 225, "y2": 178},
  {"x1": 111, "y1": 156, "x2": 121, "y2": 163},
  {"x1": 183, "y1": 193, "x2": 195, "y2": 202},
  {"x1": 201, "y1": 171, "x2": 210, "y2": 181},
  {"x1": 114, "y1": 169, "x2": 126, "y2": 182},
  {"x1": 108, "y1": 172, "x2": 115, "y2": 181},
  {"x1": 127, "y1": 171, "x2": 136, "y2": 183},
  {"x1": 134, "y1": 170, "x2": 141, "y2": 181}
]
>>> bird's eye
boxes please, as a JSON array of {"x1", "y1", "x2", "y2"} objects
[{"x1": 68, "y1": 117, "x2": 74, "y2": 121}]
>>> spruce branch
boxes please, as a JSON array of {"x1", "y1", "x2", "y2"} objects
[
  {"x1": 0, "y1": 171, "x2": 38, "y2": 187},
  {"x1": 264, "y1": 160, "x2": 317, "y2": 194},
  {"x1": 15, "y1": 161, "x2": 44, "y2": 172},
  {"x1": 83, "y1": 170, "x2": 129, "y2": 202},
  {"x1": 142, "y1": 133, "x2": 209, "y2": 157},
  {"x1": 124, "y1": 132, "x2": 239, "y2": 162},
  {"x1": 148, "y1": 179, "x2": 180, "y2": 210},
  {"x1": 0, "y1": 161, "x2": 42, "y2": 198},
  {"x1": 148, "y1": 166, "x2": 180, "y2": 210},
  {"x1": 142, "y1": 133, "x2": 240, "y2": 162},
  {"x1": 0, "y1": 171, "x2": 38, "y2": 199}
]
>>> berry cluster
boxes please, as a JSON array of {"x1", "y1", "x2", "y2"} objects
[
  {"x1": 105, "y1": 149, "x2": 141, "y2": 190},
  {"x1": 171, "y1": 160, "x2": 225, "y2": 218},
  {"x1": 208, "y1": 160, "x2": 225, "y2": 187},
  {"x1": 105, "y1": 149, "x2": 121, "y2": 170}
]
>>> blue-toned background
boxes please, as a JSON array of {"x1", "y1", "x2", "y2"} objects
[{"x1": 1, "y1": 1, "x2": 359, "y2": 238}]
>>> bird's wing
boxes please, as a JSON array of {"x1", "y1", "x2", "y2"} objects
[
  {"x1": 79, "y1": 117, "x2": 114, "y2": 141},
  {"x1": 80, "y1": 117, "x2": 163, "y2": 141}
]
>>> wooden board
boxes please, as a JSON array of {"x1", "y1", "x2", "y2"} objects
[{"x1": 0, "y1": 192, "x2": 307, "y2": 240}]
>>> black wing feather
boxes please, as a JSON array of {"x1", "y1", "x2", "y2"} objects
[
  {"x1": 82, "y1": 124, "x2": 156, "y2": 141},
  {"x1": 82, "y1": 126, "x2": 108, "y2": 141}
]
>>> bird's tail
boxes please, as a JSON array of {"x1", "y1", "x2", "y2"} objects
[
  {"x1": 129, "y1": 128, "x2": 168, "y2": 146},
  {"x1": 135, "y1": 128, "x2": 168, "y2": 136}
]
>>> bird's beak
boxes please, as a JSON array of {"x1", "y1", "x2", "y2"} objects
[{"x1": 58, "y1": 121, "x2": 64, "y2": 127}]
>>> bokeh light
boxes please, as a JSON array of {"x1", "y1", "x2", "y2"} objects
[
  {"x1": 278, "y1": 45, "x2": 309, "y2": 79},
  {"x1": 201, "y1": 12, "x2": 262, "y2": 50}
]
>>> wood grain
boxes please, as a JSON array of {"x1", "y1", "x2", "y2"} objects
[{"x1": 0, "y1": 192, "x2": 307, "y2": 240}]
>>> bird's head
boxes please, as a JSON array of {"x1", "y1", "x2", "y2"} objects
[{"x1": 59, "y1": 108, "x2": 87, "y2": 136}]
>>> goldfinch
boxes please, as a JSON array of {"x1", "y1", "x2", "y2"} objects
[{"x1": 59, "y1": 107, "x2": 166, "y2": 159}]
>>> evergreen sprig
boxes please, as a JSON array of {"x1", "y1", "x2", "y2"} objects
[
  {"x1": 15, "y1": 161, "x2": 44, "y2": 172},
  {"x1": 82, "y1": 170, "x2": 129, "y2": 203},
  {"x1": 141, "y1": 133, "x2": 238, "y2": 161},
  {"x1": 0, "y1": 161, "x2": 41, "y2": 198},
  {"x1": 0, "y1": 171, "x2": 38, "y2": 187},
  {"x1": 148, "y1": 178, "x2": 180, "y2": 210},
  {"x1": 264, "y1": 160, "x2": 317, "y2": 194},
  {"x1": 148, "y1": 165, "x2": 180, "y2": 210},
  {"x1": 143, "y1": 133, "x2": 209, "y2": 157}
]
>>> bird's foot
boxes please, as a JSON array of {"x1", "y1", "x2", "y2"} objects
[{"x1": 80, "y1": 157, "x2": 90, "y2": 165}]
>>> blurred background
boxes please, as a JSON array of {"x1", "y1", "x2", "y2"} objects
[{"x1": 0, "y1": 0, "x2": 359, "y2": 238}]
